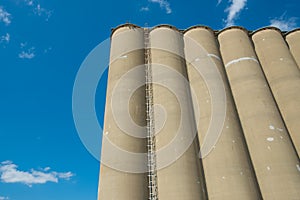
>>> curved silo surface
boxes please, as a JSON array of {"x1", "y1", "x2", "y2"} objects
[
  {"x1": 150, "y1": 25, "x2": 205, "y2": 200},
  {"x1": 286, "y1": 29, "x2": 300, "y2": 70},
  {"x1": 98, "y1": 25, "x2": 148, "y2": 199},
  {"x1": 184, "y1": 26, "x2": 261, "y2": 200},
  {"x1": 218, "y1": 27, "x2": 300, "y2": 199},
  {"x1": 252, "y1": 28, "x2": 300, "y2": 157}
]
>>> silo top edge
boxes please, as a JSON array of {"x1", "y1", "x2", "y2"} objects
[
  {"x1": 218, "y1": 26, "x2": 249, "y2": 36},
  {"x1": 285, "y1": 28, "x2": 300, "y2": 37},
  {"x1": 183, "y1": 25, "x2": 215, "y2": 35},
  {"x1": 111, "y1": 23, "x2": 142, "y2": 37},
  {"x1": 110, "y1": 24, "x2": 295, "y2": 38},
  {"x1": 150, "y1": 24, "x2": 181, "y2": 33},
  {"x1": 251, "y1": 26, "x2": 282, "y2": 37}
]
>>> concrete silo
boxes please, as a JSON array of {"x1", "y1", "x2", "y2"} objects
[
  {"x1": 286, "y1": 29, "x2": 300, "y2": 69},
  {"x1": 184, "y1": 26, "x2": 261, "y2": 199},
  {"x1": 218, "y1": 27, "x2": 300, "y2": 199},
  {"x1": 97, "y1": 24, "x2": 300, "y2": 200},
  {"x1": 252, "y1": 28, "x2": 300, "y2": 156},
  {"x1": 98, "y1": 24, "x2": 148, "y2": 199},
  {"x1": 149, "y1": 25, "x2": 206, "y2": 199}
]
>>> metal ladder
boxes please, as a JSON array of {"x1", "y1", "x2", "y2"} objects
[{"x1": 144, "y1": 27, "x2": 158, "y2": 200}]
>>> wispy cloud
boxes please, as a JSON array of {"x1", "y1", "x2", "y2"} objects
[
  {"x1": 149, "y1": 0, "x2": 172, "y2": 14},
  {"x1": 0, "y1": 161, "x2": 74, "y2": 187},
  {"x1": 20, "y1": 42, "x2": 27, "y2": 48},
  {"x1": 34, "y1": 4, "x2": 53, "y2": 20},
  {"x1": 56, "y1": 172, "x2": 73, "y2": 180},
  {"x1": 270, "y1": 14, "x2": 298, "y2": 31},
  {"x1": 19, "y1": 43, "x2": 36, "y2": 59},
  {"x1": 19, "y1": 47, "x2": 35, "y2": 59},
  {"x1": 0, "y1": 7, "x2": 12, "y2": 25},
  {"x1": 217, "y1": 0, "x2": 222, "y2": 6},
  {"x1": 140, "y1": 6, "x2": 150, "y2": 12},
  {"x1": 0, "y1": 33, "x2": 10, "y2": 44},
  {"x1": 44, "y1": 46, "x2": 52, "y2": 54},
  {"x1": 43, "y1": 167, "x2": 51, "y2": 171},
  {"x1": 0, "y1": 196, "x2": 9, "y2": 200},
  {"x1": 24, "y1": 0, "x2": 34, "y2": 6},
  {"x1": 224, "y1": 0, "x2": 247, "y2": 27},
  {"x1": 24, "y1": 0, "x2": 53, "y2": 21}
]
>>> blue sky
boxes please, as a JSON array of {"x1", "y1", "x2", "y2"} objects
[{"x1": 0, "y1": 0, "x2": 299, "y2": 199}]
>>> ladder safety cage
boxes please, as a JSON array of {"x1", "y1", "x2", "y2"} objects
[{"x1": 144, "y1": 27, "x2": 158, "y2": 200}]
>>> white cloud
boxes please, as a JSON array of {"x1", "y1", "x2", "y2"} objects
[
  {"x1": 24, "y1": 0, "x2": 53, "y2": 21},
  {"x1": 20, "y1": 42, "x2": 27, "y2": 48},
  {"x1": 1, "y1": 161, "x2": 11, "y2": 165},
  {"x1": 0, "y1": 7, "x2": 11, "y2": 25},
  {"x1": 43, "y1": 167, "x2": 51, "y2": 171},
  {"x1": 149, "y1": 0, "x2": 172, "y2": 14},
  {"x1": 56, "y1": 172, "x2": 73, "y2": 180},
  {"x1": 34, "y1": 4, "x2": 53, "y2": 20},
  {"x1": 140, "y1": 7, "x2": 150, "y2": 12},
  {"x1": 217, "y1": 0, "x2": 222, "y2": 6},
  {"x1": 0, "y1": 33, "x2": 10, "y2": 44},
  {"x1": 270, "y1": 15, "x2": 298, "y2": 31},
  {"x1": 19, "y1": 47, "x2": 35, "y2": 59},
  {"x1": 0, "y1": 196, "x2": 9, "y2": 200},
  {"x1": 24, "y1": 0, "x2": 34, "y2": 6},
  {"x1": 19, "y1": 43, "x2": 35, "y2": 59},
  {"x1": 19, "y1": 52, "x2": 35, "y2": 59},
  {"x1": 0, "y1": 161, "x2": 74, "y2": 187},
  {"x1": 224, "y1": 0, "x2": 247, "y2": 27}
]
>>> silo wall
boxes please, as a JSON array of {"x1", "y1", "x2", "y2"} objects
[
  {"x1": 184, "y1": 26, "x2": 261, "y2": 200},
  {"x1": 286, "y1": 29, "x2": 300, "y2": 70},
  {"x1": 150, "y1": 25, "x2": 205, "y2": 200},
  {"x1": 218, "y1": 27, "x2": 300, "y2": 199},
  {"x1": 98, "y1": 25, "x2": 148, "y2": 200},
  {"x1": 252, "y1": 28, "x2": 300, "y2": 156}
]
